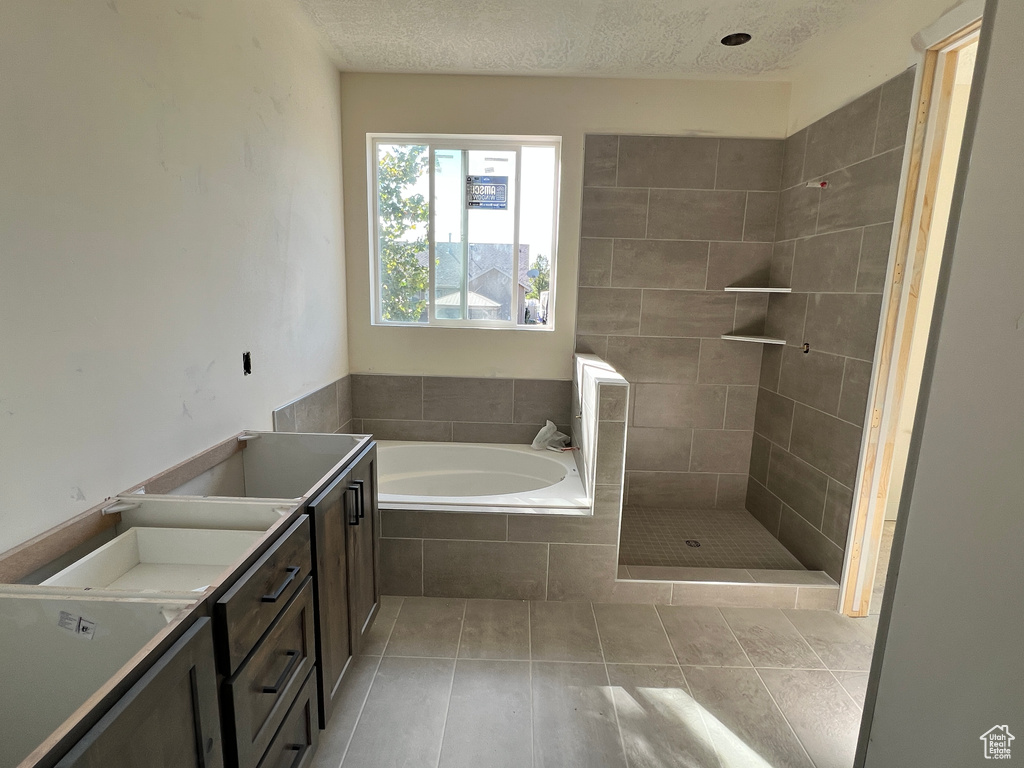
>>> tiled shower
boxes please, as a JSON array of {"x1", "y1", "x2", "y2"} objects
[{"x1": 577, "y1": 67, "x2": 916, "y2": 581}]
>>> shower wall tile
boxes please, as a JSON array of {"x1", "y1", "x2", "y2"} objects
[
  {"x1": 822, "y1": 479, "x2": 855, "y2": 547},
  {"x1": 705, "y1": 242, "x2": 773, "y2": 290},
  {"x1": 749, "y1": 434, "x2": 772, "y2": 485},
  {"x1": 753, "y1": 388, "x2": 795, "y2": 449},
  {"x1": 633, "y1": 384, "x2": 728, "y2": 430},
  {"x1": 767, "y1": 448, "x2": 830, "y2": 528},
  {"x1": 604, "y1": 337, "x2": 701, "y2": 384},
  {"x1": 781, "y1": 129, "x2": 808, "y2": 191},
  {"x1": 627, "y1": 472, "x2": 719, "y2": 509},
  {"x1": 746, "y1": 478, "x2": 783, "y2": 535},
  {"x1": 776, "y1": 346, "x2": 846, "y2": 415},
  {"x1": 743, "y1": 191, "x2": 781, "y2": 242},
  {"x1": 647, "y1": 189, "x2": 748, "y2": 241},
  {"x1": 802, "y1": 88, "x2": 882, "y2": 181},
  {"x1": 748, "y1": 68, "x2": 915, "y2": 576},
  {"x1": 790, "y1": 229, "x2": 863, "y2": 293},
  {"x1": 789, "y1": 405, "x2": 863, "y2": 488},
  {"x1": 624, "y1": 428, "x2": 692, "y2": 472},
  {"x1": 716, "y1": 474, "x2": 750, "y2": 508},
  {"x1": 874, "y1": 68, "x2": 917, "y2": 154},
  {"x1": 837, "y1": 358, "x2": 873, "y2": 425},
  {"x1": 724, "y1": 385, "x2": 758, "y2": 429},
  {"x1": 616, "y1": 135, "x2": 719, "y2": 189},
  {"x1": 639, "y1": 291, "x2": 738, "y2": 338},
  {"x1": 690, "y1": 430, "x2": 754, "y2": 474},
  {"x1": 577, "y1": 238, "x2": 613, "y2": 287},
  {"x1": 577, "y1": 134, "x2": 787, "y2": 509},
  {"x1": 716, "y1": 139, "x2": 785, "y2": 191},
  {"x1": 804, "y1": 293, "x2": 884, "y2": 361},
  {"x1": 609, "y1": 239, "x2": 709, "y2": 289},
  {"x1": 815, "y1": 149, "x2": 906, "y2": 233},
  {"x1": 856, "y1": 222, "x2": 895, "y2": 293},
  {"x1": 576, "y1": 287, "x2": 642, "y2": 336},
  {"x1": 581, "y1": 187, "x2": 648, "y2": 238},
  {"x1": 697, "y1": 339, "x2": 763, "y2": 386},
  {"x1": 583, "y1": 135, "x2": 619, "y2": 187}
]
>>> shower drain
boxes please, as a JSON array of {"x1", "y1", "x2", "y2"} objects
[{"x1": 685, "y1": 540, "x2": 701, "y2": 548}]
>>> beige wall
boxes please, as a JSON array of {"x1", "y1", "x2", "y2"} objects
[
  {"x1": 786, "y1": 0, "x2": 979, "y2": 133},
  {"x1": 0, "y1": 0, "x2": 347, "y2": 551},
  {"x1": 341, "y1": 73, "x2": 791, "y2": 379}
]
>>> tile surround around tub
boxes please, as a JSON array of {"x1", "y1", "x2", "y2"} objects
[
  {"x1": 750, "y1": 67, "x2": 917, "y2": 581},
  {"x1": 273, "y1": 374, "x2": 354, "y2": 434},
  {"x1": 576, "y1": 134, "x2": 781, "y2": 510},
  {"x1": 349, "y1": 374, "x2": 571, "y2": 444}
]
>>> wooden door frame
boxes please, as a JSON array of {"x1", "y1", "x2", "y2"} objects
[{"x1": 839, "y1": 21, "x2": 982, "y2": 617}]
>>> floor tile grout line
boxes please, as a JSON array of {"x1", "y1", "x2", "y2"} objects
[
  {"x1": 827, "y1": 668, "x2": 866, "y2": 711},
  {"x1": 432, "y1": 600, "x2": 468, "y2": 768},
  {"x1": 337, "y1": 597, "x2": 404, "y2": 768},
  {"x1": 779, "y1": 610, "x2": 832, "y2": 671},
  {"x1": 751, "y1": 666, "x2": 821, "y2": 768},
  {"x1": 718, "y1": 609, "x2": 817, "y2": 768},
  {"x1": 591, "y1": 602, "x2": 630, "y2": 768},
  {"x1": 676, "y1": 663, "x2": 727, "y2": 768},
  {"x1": 527, "y1": 602, "x2": 536, "y2": 768},
  {"x1": 336, "y1": 653, "x2": 385, "y2": 768}
]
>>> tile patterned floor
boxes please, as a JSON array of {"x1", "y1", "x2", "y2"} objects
[
  {"x1": 619, "y1": 507, "x2": 806, "y2": 570},
  {"x1": 312, "y1": 596, "x2": 878, "y2": 768}
]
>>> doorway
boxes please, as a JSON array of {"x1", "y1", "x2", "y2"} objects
[{"x1": 841, "y1": 23, "x2": 981, "y2": 616}]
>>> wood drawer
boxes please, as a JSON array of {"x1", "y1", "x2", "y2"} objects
[
  {"x1": 216, "y1": 515, "x2": 312, "y2": 674},
  {"x1": 224, "y1": 578, "x2": 316, "y2": 768},
  {"x1": 255, "y1": 670, "x2": 319, "y2": 768}
]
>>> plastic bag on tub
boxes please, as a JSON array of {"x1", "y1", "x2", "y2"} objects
[{"x1": 532, "y1": 420, "x2": 570, "y2": 451}]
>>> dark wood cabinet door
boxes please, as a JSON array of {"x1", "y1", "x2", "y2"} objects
[
  {"x1": 56, "y1": 618, "x2": 223, "y2": 768},
  {"x1": 346, "y1": 448, "x2": 379, "y2": 655},
  {"x1": 307, "y1": 471, "x2": 352, "y2": 729}
]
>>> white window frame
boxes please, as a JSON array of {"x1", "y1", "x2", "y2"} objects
[{"x1": 367, "y1": 133, "x2": 561, "y2": 330}]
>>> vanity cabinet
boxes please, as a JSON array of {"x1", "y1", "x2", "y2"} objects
[
  {"x1": 54, "y1": 617, "x2": 223, "y2": 768},
  {"x1": 306, "y1": 443, "x2": 378, "y2": 728},
  {"x1": 0, "y1": 430, "x2": 379, "y2": 767}
]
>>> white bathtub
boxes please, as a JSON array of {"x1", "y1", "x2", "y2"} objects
[{"x1": 377, "y1": 441, "x2": 590, "y2": 515}]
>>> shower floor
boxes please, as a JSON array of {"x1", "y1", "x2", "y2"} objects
[{"x1": 618, "y1": 506, "x2": 805, "y2": 570}]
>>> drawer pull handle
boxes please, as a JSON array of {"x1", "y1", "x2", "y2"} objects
[
  {"x1": 262, "y1": 650, "x2": 301, "y2": 694},
  {"x1": 354, "y1": 479, "x2": 365, "y2": 518},
  {"x1": 262, "y1": 566, "x2": 301, "y2": 603},
  {"x1": 347, "y1": 485, "x2": 360, "y2": 526},
  {"x1": 282, "y1": 744, "x2": 307, "y2": 768}
]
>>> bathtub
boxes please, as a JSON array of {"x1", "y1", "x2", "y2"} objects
[{"x1": 376, "y1": 441, "x2": 590, "y2": 515}]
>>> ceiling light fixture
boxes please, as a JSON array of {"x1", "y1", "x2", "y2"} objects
[{"x1": 721, "y1": 32, "x2": 752, "y2": 47}]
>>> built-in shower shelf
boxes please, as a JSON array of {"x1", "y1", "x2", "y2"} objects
[
  {"x1": 723, "y1": 285, "x2": 792, "y2": 293},
  {"x1": 720, "y1": 334, "x2": 787, "y2": 345}
]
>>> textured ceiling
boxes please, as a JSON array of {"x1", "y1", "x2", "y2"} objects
[{"x1": 297, "y1": 0, "x2": 902, "y2": 78}]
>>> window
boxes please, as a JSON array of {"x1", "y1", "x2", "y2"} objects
[{"x1": 369, "y1": 134, "x2": 560, "y2": 329}]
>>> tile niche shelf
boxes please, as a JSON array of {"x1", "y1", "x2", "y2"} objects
[
  {"x1": 721, "y1": 283, "x2": 790, "y2": 344},
  {"x1": 720, "y1": 333, "x2": 787, "y2": 345},
  {"x1": 723, "y1": 285, "x2": 792, "y2": 293}
]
